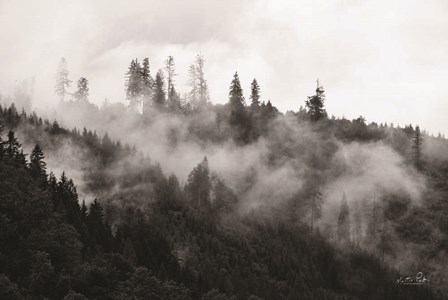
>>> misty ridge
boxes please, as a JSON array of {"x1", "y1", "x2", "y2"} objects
[
  {"x1": 1, "y1": 53, "x2": 448, "y2": 300},
  {"x1": 4, "y1": 56, "x2": 430, "y2": 218}
]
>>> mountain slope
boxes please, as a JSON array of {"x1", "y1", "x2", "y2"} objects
[{"x1": 0, "y1": 102, "x2": 445, "y2": 299}]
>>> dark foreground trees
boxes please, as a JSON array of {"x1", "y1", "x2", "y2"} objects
[{"x1": 0, "y1": 111, "x2": 439, "y2": 299}]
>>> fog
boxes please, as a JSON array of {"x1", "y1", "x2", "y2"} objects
[
  {"x1": 14, "y1": 98, "x2": 426, "y2": 225},
  {"x1": 3, "y1": 0, "x2": 448, "y2": 290},
  {"x1": 1, "y1": 0, "x2": 448, "y2": 135}
]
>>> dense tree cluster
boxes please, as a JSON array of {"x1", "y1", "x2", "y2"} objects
[
  {"x1": 1, "y1": 54, "x2": 448, "y2": 298},
  {"x1": 124, "y1": 55, "x2": 193, "y2": 114},
  {"x1": 0, "y1": 104, "x2": 442, "y2": 299}
]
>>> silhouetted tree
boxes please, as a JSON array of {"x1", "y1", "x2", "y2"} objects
[
  {"x1": 229, "y1": 72, "x2": 245, "y2": 109},
  {"x1": 250, "y1": 79, "x2": 261, "y2": 112},
  {"x1": 228, "y1": 72, "x2": 250, "y2": 143},
  {"x1": 305, "y1": 80, "x2": 327, "y2": 121},
  {"x1": 412, "y1": 125, "x2": 423, "y2": 169},
  {"x1": 141, "y1": 58, "x2": 153, "y2": 114}
]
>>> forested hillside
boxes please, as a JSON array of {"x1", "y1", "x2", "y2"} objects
[
  {"x1": 0, "y1": 104, "x2": 440, "y2": 299},
  {"x1": 1, "y1": 55, "x2": 448, "y2": 299}
]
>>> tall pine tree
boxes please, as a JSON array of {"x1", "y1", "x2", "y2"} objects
[
  {"x1": 141, "y1": 58, "x2": 153, "y2": 114},
  {"x1": 412, "y1": 125, "x2": 423, "y2": 169},
  {"x1": 228, "y1": 72, "x2": 250, "y2": 142},
  {"x1": 29, "y1": 144, "x2": 47, "y2": 182},
  {"x1": 152, "y1": 70, "x2": 166, "y2": 111},
  {"x1": 125, "y1": 59, "x2": 143, "y2": 109},
  {"x1": 165, "y1": 56, "x2": 181, "y2": 112},
  {"x1": 305, "y1": 80, "x2": 327, "y2": 122},
  {"x1": 250, "y1": 79, "x2": 261, "y2": 112}
]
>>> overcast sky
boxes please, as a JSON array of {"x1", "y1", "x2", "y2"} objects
[{"x1": 1, "y1": 0, "x2": 448, "y2": 135}]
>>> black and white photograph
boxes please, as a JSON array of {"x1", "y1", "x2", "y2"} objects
[{"x1": 0, "y1": 0, "x2": 447, "y2": 299}]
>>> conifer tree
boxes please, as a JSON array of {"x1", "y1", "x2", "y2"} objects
[
  {"x1": 125, "y1": 59, "x2": 143, "y2": 109},
  {"x1": 164, "y1": 56, "x2": 177, "y2": 103},
  {"x1": 59, "y1": 171, "x2": 68, "y2": 189},
  {"x1": 185, "y1": 157, "x2": 211, "y2": 209},
  {"x1": 412, "y1": 125, "x2": 423, "y2": 169},
  {"x1": 229, "y1": 72, "x2": 244, "y2": 107},
  {"x1": 5, "y1": 130, "x2": 21, "y2": 159},
  {"x1": 55, "y1": 57, "x2": 71, "y2": 102},
  {"x1": 229, "y1": 73, "x2": 247, "y2": 122},
  {"x1": 29, "y1": 144, "x2": 47, "y2": 181},
  {"x1": 250, "y1": 79, "x2": 261, "y2": 112},
  {"x1": 74, "y1": 77, "x2": 89, "y2": 102},
  {"x1": 141, "y1": 58, "x2": 153, "y2": 114},
  {"x1": 305, "y1": 80, "x2": 327, "y2": 122},
  {"x1": 164, "y1": 56, "x2": 181, "y2": 112},
  {"x1": 86, "y1": 199, "x2": 112, "y2": 249},
  {"x1": 152, "y1": 70, "x2": 166, "y2": 110}
]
